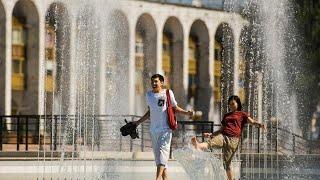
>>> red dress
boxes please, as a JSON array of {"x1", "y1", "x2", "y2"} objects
[{"x1": 221, "y1": 111, "x2": 249, "y2": 137}]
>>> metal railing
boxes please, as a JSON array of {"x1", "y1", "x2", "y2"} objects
[
  {"x1": 0, "y1": 115, "x2": 41, "y2": 151},
  {"x1": 277, "y1": 127, "x2": 311, "y2": 154},
  {"x1": 0, "y1": 115, "x2": 215, "y2": 152},
  {"x1": 0, "y1": 115, "x2": 317, "y2": 155}
]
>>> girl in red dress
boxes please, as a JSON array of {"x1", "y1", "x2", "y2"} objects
[{"x1": 191, "y1": 95, "x2": 266, "y2": 180}]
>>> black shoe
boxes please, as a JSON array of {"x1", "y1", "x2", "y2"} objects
[{"x1": 120, "y1": 119, "x2": 139, "y2": 139}]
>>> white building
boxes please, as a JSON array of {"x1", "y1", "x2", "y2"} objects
[{"x1": 0, "y1": 0, "x2": 249, "y2": 124}]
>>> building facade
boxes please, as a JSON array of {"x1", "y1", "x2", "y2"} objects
[{"x1": 0, "y1": 0, "x2": 249, "y2": 124}]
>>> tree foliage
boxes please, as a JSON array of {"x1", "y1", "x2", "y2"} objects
[{"x1": 295, "y1": 0, "x2": 320, "y2": 110}]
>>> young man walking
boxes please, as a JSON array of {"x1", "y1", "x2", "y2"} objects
[{"x1": 134, "y1": 74, "x2": 193, "y2": 180}]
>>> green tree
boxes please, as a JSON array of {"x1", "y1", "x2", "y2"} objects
[{"x1": 294, "y1": 0, "x2": 320, "y2": 135}]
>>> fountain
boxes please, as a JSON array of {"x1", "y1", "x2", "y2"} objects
[
  {"x1": 173, "y1": 147, "x2": 228, "y2": 180},
  {"x1": 1, "y1": 0, "x2": 318, "y2": 179},
  {"x1": 39, "y1": 1, "x2": 128, "y2": 179},
  {"x1": 173, "y1": 0, "x2": 316, "y2": 179},
  {"x1": 42, "y1": 0, "x2": 314, "y2": 179}
]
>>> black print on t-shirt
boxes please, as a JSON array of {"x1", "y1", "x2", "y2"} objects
[{"x1": 158, "y1": 99, "x2": 165, "y2": 107}]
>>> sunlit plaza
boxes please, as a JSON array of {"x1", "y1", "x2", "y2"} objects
[{"x1": 0, "y1": 0, "x2": 320, "y2": 179}]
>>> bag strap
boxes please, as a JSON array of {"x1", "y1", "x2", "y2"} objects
[{"x1": 166, "y1": 89, "x2": 172, "y2": 108}]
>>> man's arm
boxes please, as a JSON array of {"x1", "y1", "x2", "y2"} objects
[
  {"x1": 174, "y1": 105, "x2": 193, "y2": 117},
  {"x1": 134, "y1": 109, "x2": 150, "y2": 126},
  {"x1": 247, "y1": 117, "x2": 266, "y2": 130}
]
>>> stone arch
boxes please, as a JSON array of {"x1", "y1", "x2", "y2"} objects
[
  {"x1": 45, "y1": 2, "x2": 71, "y2": 114},
  {"x1": 162, "y1": 16, "x2": 185, "y2": 107},
  {"x1": 136, "y1": 13, "x2": 157, "y2": 77},
  {"x1": 0, "y1": 1, "x2": 5, "y2": 114},
  {"x1": 135, "y1": 13, "x2": 157, "y2": 115},
  {"x1": 105, "y1": 10, "x2": 130, "y2": 115},
  {"x1": 12, "y1": 0, "x2": 39, "y2": 115},
  {"x1": 215, "y1": 22, "x2": 235, "y2": 115},
  {"x1": 239, "y1": 25, "x2": 251, "y2": 112},
  {"x1": 189, "y1": 19, "x2": 210, "y2": 121}
]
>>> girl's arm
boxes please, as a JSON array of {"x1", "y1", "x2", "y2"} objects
[
  {"x1": 134, "y1": 109, "x2": 150, "y2": 126},
  {"x1": 174, "y1": 105, "x2": 194, "y2": 116},
  {"x1": 247, "y1": 117, "x2": 266, "y2": 130}
]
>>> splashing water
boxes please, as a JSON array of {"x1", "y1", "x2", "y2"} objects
[
  {"x1": 37, "y1": 0, "x2": 314, "y2": 179},
  {"x1": 173, "y1": 147, "x2": 227, "y2": 180}
]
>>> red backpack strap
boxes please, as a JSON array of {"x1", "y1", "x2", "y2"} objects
[
  {"x1": 166, "y1": 89, "x2": 177, "y2": 130},
  {"x1": 166, "y1": 89, "x2": 172, "y2": 107}
]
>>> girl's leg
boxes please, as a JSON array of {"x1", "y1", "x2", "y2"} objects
[
  {"x1": 223, "y1": 136, "x2": 239, "y2": 180},
  {"x1": 191, "y1": 137, "x2": 208, "y2": 150}
]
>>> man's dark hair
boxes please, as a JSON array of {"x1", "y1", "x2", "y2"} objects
[
  {"x1": 228, "y1": 95, "x2": 242, "y2": 111},
  {"x1": 151, "y1": 74, "x2": 164, "y2": 82}
]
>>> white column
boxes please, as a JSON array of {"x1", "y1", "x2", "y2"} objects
[
  {"x1": 183, "y1": 29, "x2": 189, "y2": 93},
  {"x1": 37, "y1": 11, "x2": 46, "y2": 137},
  {"x1": 99, "y1": 23, "x2": 106, "y2": 115},
  {"x1": 5, "y1": 12, "x2": 12, "y2": 116},
  {"x1": 256, "y1": 72, "x2": 263, "y2": 123},
  {"x1": 38, "y1": 14, "x2": 46, "y2": 115},
  {"x1": 128, "y1": 20, "x2": 136, "y2": 114},
  {"x1": 68, "y1": 17, "x2": 77, "y2": 115},
  {"x1": 233, "y1": 35, "x2": 240, "y2": 95},
  {"x1": 156, "y1": 26, "x2": 163, "y2": 74},
  {"x1": 5, "y1": 11, "x2": 12, "y2": 131},
  {"x1": 208, "y1": 32, "x2": 215, "y2": 122}
]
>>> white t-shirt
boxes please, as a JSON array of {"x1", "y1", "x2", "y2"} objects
[{"x1": 146, "y1": 89, "x2": 178, "y2": 133}]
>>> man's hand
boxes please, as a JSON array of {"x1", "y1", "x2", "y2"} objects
[
  {"x1": 133, "y1": 121, "x2": 139, "y2": 126},
  {"x1": 174, "y1": 106, "x2": 194, "y2": 117},
  {"x1": 187, "y1": 110, "x2": 194, "y2": 117},
  {"x1": 134, "y1": 110, "x2": 150, "y2": 126}
]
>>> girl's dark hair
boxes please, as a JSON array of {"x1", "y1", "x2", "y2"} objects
[
  {"x1": 151, "y1": 74, "x2": 164, "y2": 82},
  {"x1": 228, "y1": 95, "x2": 242, "y2": 111}
]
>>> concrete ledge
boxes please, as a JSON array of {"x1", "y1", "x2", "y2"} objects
[
  {"x1": 0, "y1": 151, "x2": 65, "y2": 158},
  {"x1": 78, "y1": 151, "x2": 156, "y2": 161},
  {"x1": 2, "y1": 151, "x2": 320, "y2": 162},
  {"x1": 0, "y1": 160, "x2": 189, "y2": 180},
  {"x1": 0, "y1": 151, "x2": 157, "y2": 161},
  {"x1": 78, "y1": 151, "x2": 134, "y2": 160},
  {"x1": 132, "y1": 151, "x2": 154, "y2": 160}
]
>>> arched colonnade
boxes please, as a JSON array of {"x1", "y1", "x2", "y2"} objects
[{"x1": 0, "y1": 0, "x2": 249, "y2": 123}]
